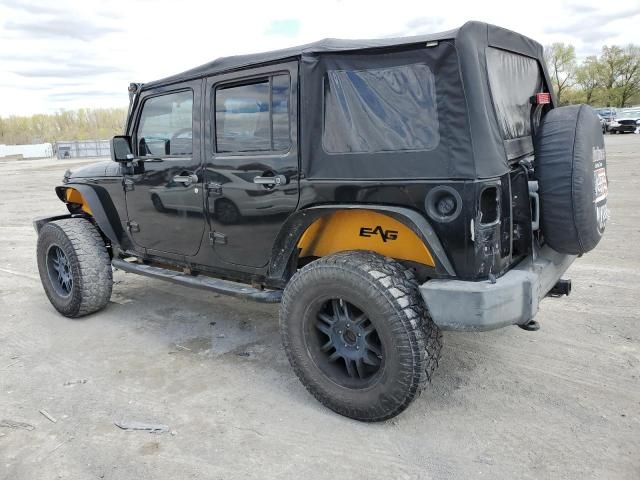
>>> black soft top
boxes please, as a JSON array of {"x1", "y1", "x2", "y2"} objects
[
  {"x1": 145, "y1": 22, "x2": 543, "y2": 88},
  {"x1": 143, "y1": 22, "x2": 553, "y2": 180},
  {"x1": 144, "y1": 27, "x2": 456, "y2": 88}
]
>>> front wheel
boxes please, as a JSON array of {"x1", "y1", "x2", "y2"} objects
[
  {"x1": 280, "y1": 251, "x2": 442, "y2": 421},
  {"x1": 37, "y1": 218, "x2": 113, "y2": 317}
]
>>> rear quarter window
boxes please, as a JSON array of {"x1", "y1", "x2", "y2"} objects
[{"x1": 322, "y1": 63, "x2": 439, "y2": 154}]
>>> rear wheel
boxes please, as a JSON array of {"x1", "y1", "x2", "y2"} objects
[
  {"x1": 280, "y1": 251, "x2": 442, "y2": 421},
  {"x1": 37, "y1": 218, "x2": 113, "y2": 317}
]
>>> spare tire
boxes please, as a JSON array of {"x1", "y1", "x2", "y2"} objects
[{"x1": 535, "y1": 105, "x2": 609, "y2": 255}]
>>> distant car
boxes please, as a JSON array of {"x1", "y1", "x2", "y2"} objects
[
  {"x1": 608, "y1": 110, "x2": 640, "y2": 134},
  {"x1": 597, "y1": 114, "x2": 607, "y2": 133},
  {"x1": 595, "y1": 107, "x2": 616, "y2": 118},
  {"x1": 594, "y1": 107, "x2": 616, "y2": 132}
]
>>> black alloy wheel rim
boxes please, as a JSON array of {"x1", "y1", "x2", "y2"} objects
[
  {"x1": 46, "y1": 245, "x2": 73, "y2": 297},
  {"x1": 308, "y1": 298, "x2": 384, "y2": 389}
]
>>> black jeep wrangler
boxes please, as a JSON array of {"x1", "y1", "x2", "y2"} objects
[{"x1": 35, "y1": 21, "x2": 608, "y2": 422}]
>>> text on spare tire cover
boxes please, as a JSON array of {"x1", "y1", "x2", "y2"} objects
[{"x1": 593, "y1": 146, "x2": 609, "y2": 235}]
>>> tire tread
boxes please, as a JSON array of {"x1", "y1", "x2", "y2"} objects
[
  {"x1": 280, "y1": 250, "x2": 442, "y2": 421},
  {"x1": 37, "y1": 218, "x2": 112, "y2": 317}
]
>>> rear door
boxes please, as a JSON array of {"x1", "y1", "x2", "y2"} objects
[
  {"x1": 203, "y1": 62, "x2": 299, "y2": 267},
  {"x1": 125, "y1": 81, "x2": 205, "y2": 256}
]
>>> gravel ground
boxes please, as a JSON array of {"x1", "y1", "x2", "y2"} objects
[{"x1": 1, "y1": 135, "x2": 639, "y2": 480}]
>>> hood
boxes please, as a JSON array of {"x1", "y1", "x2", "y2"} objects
[{"x1": 63, "y1": 160, "x2": 118, "y2": 181}]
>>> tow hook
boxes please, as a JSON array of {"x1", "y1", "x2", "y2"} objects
[
  {"x1": 519, "y1": 320, "x2": 540, "y2": 331},
  {"x1": 549, "y1": 278, "x2": 572, "y2": 297},
  {"x1": 519, "y1": 279, "x2": 572, "y2": 332}
]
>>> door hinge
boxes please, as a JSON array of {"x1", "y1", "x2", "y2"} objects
[
  {"x1": 127, "y1": 221, "x2": 140, "y2": 233},
  {"x1": 206, "y1": 182, "x2": 222, "y2": 195},
  {"x1": 209, "y1": 231, "x2": 227, "y2": 245},
  {"x1": 124, "y1": 178, "x2": 135, "y2": 192}
]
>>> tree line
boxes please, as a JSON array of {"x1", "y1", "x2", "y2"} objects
[
  {"x1": 0, "y1": 108, "x2": 127, "y2": 146},
  {"x1": 545, "y1": 43, "x2": 640, "y2": 107}
]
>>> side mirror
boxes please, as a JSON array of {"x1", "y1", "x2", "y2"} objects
[{"x1": 110, "y1": 135, "x2": 134, "y2": 162}]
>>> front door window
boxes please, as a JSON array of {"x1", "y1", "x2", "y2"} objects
[{"x1": 137, "y1": 90, "x2": 193, "y2": 157}]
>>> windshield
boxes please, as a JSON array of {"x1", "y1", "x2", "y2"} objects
[
  {"x1": 617, "y1": 111, "x2": 640, "y2": 119},
  {"x1": 595, "y1": 108, "x2": 615, "y2": 117}
]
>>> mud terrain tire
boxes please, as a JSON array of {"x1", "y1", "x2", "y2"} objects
[
  {"x1": 37, "y1": 218, "x2": 112, "y2": 317},
  {"x1": 280, "y1": 250, "x2": 442, "y2": 421}
]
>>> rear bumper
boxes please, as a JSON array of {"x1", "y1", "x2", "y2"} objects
[{"x1": 419, "y1": 246, "x2": 576, "y2": 331}]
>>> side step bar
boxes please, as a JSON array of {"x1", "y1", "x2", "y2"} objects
[{"x1": 111, "y1": 258, "x2": 282, "y2": 304}]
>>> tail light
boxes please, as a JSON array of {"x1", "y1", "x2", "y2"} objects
[{"x1": 532, "y1": 92, "x2": 551, "y2": 105}]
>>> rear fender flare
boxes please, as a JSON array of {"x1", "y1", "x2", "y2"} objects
[{"x1": 268, "y1": 204, "x2": 455, "y2": 283}]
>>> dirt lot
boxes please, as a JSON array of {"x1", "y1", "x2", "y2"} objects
[{"x1": 1, "y1": 135, "x2": 639, "y2": 480}]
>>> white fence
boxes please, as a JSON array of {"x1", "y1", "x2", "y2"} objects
[
  {"x1": 0, "y1": 143, "x2": 53, "y2": 159},
  {"x1": 54, "y1": 140, "x2": 110, "y2": 159}
]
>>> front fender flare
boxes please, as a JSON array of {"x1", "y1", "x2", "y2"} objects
[
  {"x1": 267, "y1": 204, "x2": 455, "y2": 283},
  {"x1": 54, "y1": 183, "x2": 132, "y2": 249}
]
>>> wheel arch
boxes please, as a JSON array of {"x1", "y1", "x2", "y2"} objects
[
  {"x1": 267, "y1": 204, "x2": 455, "y2": 284},
  {"x1": 53, "y1": 184, "x2": 132, "y2": 249}
]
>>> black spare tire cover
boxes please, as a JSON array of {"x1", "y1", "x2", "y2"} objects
[{"x1": 535, "y1": 105, "x2": 609, "y2": 255}]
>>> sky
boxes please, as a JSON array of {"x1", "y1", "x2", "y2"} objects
[{"x1": 1, "y1": 0, "x2": 639, "y2": 116}]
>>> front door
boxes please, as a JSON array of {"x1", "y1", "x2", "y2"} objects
[
  {"x1": 125, "y1": 81, "x2": 205, "y2": 256},
  {"x1": 203, "y1": 62, "x2": 299, "y2": 267}
]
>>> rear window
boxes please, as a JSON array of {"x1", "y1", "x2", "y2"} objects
[
  {"x1": 486, "y1": 48, "x2": 543, "y2": 140},
  {"x1": 322, "y1": 63, "x2": 439, "y2": 154}
]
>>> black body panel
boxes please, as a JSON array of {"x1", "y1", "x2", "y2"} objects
[
  {"x1": 201, "y1": 61, "x2": 300, "y2": 268},
  {"x1": 124, "y1": 79, "x2": 206, "y2": 257}
]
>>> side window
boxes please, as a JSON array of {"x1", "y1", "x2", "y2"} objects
[
  {"x1": 137, "y1": 90, "x2": 193, "y2": 156},
  {"x1": 215, "y1": 74, "x2": 290, "y2": 153},
  {"x1": 322, "y1": 64, "x2": 439, "y2": 154}
]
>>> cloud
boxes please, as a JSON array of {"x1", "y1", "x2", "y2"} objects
[
  {"x1": 0, "y1": 0, "x2": 64, "y2": 15},
  {"x1": 383, "y1": 16, "x2": 444, "y2": 38},
  {"x1": 5, "y1": 17, "x2": 122, "y2": 41},
  {"x1": 47, "y1": 90, "x2": 125, "y2": 100},
  {"x1": 12, "y1": 63, "x2": 125, "y2": 78},
  {"x1": 564, "y1": 2, "x2": 599, "y2": 14},
  {"x1": 265, "y1": 19, "x2": 301, "y2": 37},
  {"x1": 0, "y1": 53, "x2": 58, "y2": 62},
  {"x1": 1, "y1": 0, "x2": 640, "y2": 115},
  {"x1": 404, "y1": 17, "x2": 444, "y2": 33},
  {"x1": 544, "y1": 7, "x2": 640, "y2": 43}
]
